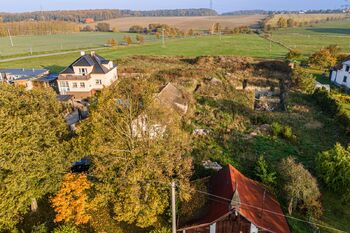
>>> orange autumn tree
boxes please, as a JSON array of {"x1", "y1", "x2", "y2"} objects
[{"x1": 51, "y1": 173, "x2": 92, "y2": 225}]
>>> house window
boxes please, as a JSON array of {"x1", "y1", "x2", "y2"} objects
[
  {"x1": 343, "y1": 76, "x2": 348, "y2": 83},
  {"x1": 346, "y1": 66, "x2": 350, "y2": 72},
  {"x1": 96, "y1": 79, "x2": 102, "y2": 85},
  {"x1": 80, "y1": 82, "x2": 85, "y2": 88},
  {"x1": 60, "y1": 81, "x2": 69, "y2": 87},
  {"x1": 79, "y1": 68, "x2": 88, "y2": 75},
  {"x1": 72, "y1": 82, "x2": 78, "y2": 88}
]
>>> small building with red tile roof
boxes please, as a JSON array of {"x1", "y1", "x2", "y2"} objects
[
  {"x1": 84, "y1": 18, "x2": 95, "y2": 24},
  {"x1": 178, "y1": 165, "x2": 291, "y2": 233}
]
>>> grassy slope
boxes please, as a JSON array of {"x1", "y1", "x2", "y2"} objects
[
  {"x1": 271, "y1": 19, "x2": 350, "y2": 55},
  {"x1": 0, "y1": 34, "x2": 287, "y2": 73}
]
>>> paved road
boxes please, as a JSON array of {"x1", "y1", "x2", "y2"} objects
[{"x1": 0, "y1": 47, "x2": 106, "y2": 63}]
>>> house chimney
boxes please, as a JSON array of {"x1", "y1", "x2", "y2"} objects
[
  {"x1": 32, "y1": 68, "x2": 35, "y2": 72},
  {"x1": 80, "y1": 51, "x2": 85, "y2": 56},
  {"x1": 91, "y1": 51, "x2": 95, "y2": 56}
]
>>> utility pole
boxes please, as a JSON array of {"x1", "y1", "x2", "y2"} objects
[
  {"x1": 162, "y1": 29, "x2": 166, "y2": 48},
  {"x1": 171, "y1": 180, "x2": 176, "y2": 233},
  {"x1": 8, "y1": 29, "x2": 14, "y2": 47}
]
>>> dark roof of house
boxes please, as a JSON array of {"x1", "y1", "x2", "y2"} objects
[
  {"x1": 60, "y1": 53, "x2": 114, "y2": 75},
  {"x1": 179, "y1": 165, "x2": 291, "y2": 233},
  {"x1": 36, "y1": 74, "x2": 58, "y2": 82},
  {"x1": 156, "y1": 83, "x2": 188, "y2": 115},
  {"x1": 56, "y1": 95, "x2": 74, "y2": 102},
  {"x1": 334, "y1": 55, "x2": 350, "y2": 70},
  {"x1": 0, "y1": 69, "x2": 48, "y2": 79}
]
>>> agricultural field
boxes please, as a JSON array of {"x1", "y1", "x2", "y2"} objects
[
  {"x1": 270, "y1": 19, "x2": 350, "y2": 55},
  {"x1": 0, "y1": 34, "x2": 287, "y2": 72},
  {"x1": 0, "y1": 32, "x2": 156, "y2": 57},
  {"x1": 89, "y1": 15, "x2": 266, "y2": 31}
]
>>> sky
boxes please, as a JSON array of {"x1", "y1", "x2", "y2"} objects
[{"x1": 0, "y1": 0, "x2": 347, "y2": 13}]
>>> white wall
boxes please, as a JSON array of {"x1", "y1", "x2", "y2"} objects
[
  {"x1": 58, "y1": 66, "x2": 118, "y2": 95},
  {"x1": 333, "y1": 64, "x2": 350, "y2": 89}
]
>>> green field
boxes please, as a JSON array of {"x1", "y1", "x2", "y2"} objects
[
  {"x1": 0, "y1": 32, "x2": 156, "y2": 57},
  {"x1": 271, "y1": 19, "x2": 350, "y2": 54},
  {"x1": 0, "y1": 34, "x2": 287, "y2": 73}
]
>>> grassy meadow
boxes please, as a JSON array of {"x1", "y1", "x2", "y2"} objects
[
  {"x1": 0, "y1": 32, "x2": 156, "y2": 57},
  {"x1": 270, "y1": 19, "x2": 350, "y2": 54},
  {"x1": 0, "y1": 34, "x2": 287, "y2": 73}
]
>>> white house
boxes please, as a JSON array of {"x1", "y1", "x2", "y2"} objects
[
  {"x1": 58, "y1": 51, "x2": 118, "y2": 99},
  {"x1": 331, "y1": 59, "x2": 350, "y2": 89}
]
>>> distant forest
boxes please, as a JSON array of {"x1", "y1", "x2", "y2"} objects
[
  {"x1": 0, "y1": 21, "x2": 80, "y2": 37},
  {"x1": 0, "y1": 9, "x2": 218, "y2": 23}
]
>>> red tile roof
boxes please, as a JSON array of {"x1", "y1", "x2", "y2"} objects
[{"x1": 179, "y1": 165, "x2": 291, "y2": 233}]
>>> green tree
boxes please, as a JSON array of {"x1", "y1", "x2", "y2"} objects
[
  {"x1": 95, "y1": 23, "x2": 110, "y2": 32},
  {"x1": 317, "y1": 143, "x2": 350, "y2": 201},
  {"x1": 255, "y1": 156, "x2": 277, "y2": 189},
  {"x1": 0, "y1": 84, "x2": 72, "y2": 230},
  {"x1": 279, "y1": 157, "x2": 322, "y2": 218},
  {"x1": 79, "y1": 78, "x2": 193, "y2": 228},
  {"x1": 287, "y1": 18, "x2": 295, "y2": 27},
  {"x1": 291, "y1": 67, "x2": 316, "y2": 94}
]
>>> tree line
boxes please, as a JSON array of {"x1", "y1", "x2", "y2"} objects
[
  {"x1": 0, "y1": 8, "x2": 218, "y2": 23},
  {"x1": 0, "y1": 21, "x2": 80, "y2": 37},
  {"x1": 264, "y1": 14, "x2": 347, "y2": 30}
]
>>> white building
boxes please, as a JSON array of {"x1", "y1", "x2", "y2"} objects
[
  {"x1": 58, "y1": 51, "x2": 118, "y2": 99},
  {"x1": 331, "y1": 59, "x2": 350, "y2": 89}
]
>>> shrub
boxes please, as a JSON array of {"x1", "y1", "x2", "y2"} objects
[
  {"x1": 271, "y1": 122, "x2": 283, "y2": 137},
  {"x1": 279, "y1": 157, "x2": 322, "y2": 218},
  {"x1": 308, "y1": 48, "x2": 337, "y2": 69},
  {"x1": 291, "y1": 67, "x2": 316, "y2": 94},
  {"x1": 149, "y1": 227, "x2": 171, "y2": 233},
  {"x1": 53, "y1": 224, "x2": 79, "y2": 233},
  {"x1": 31, "y1": 224, "x2": 48, "y2": 233},
  {"x1": 312, "y1": 90, "x2": 350, "y2": 133},
  {"x1": 286, "y1": 49, "x2": 302, "y2": 61},
  {"x1": 317, "y1": 143, "x2": 350, "y2": 201},
  {"x1": 255, "y1": 155, "x2": 277, "y2": 189},
  {"x1": 271, "y1": 122, "x2": 296, "y2": 142},
  {"x1": 282, "y1": 126, "x2": 294, "y2": 141}
]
